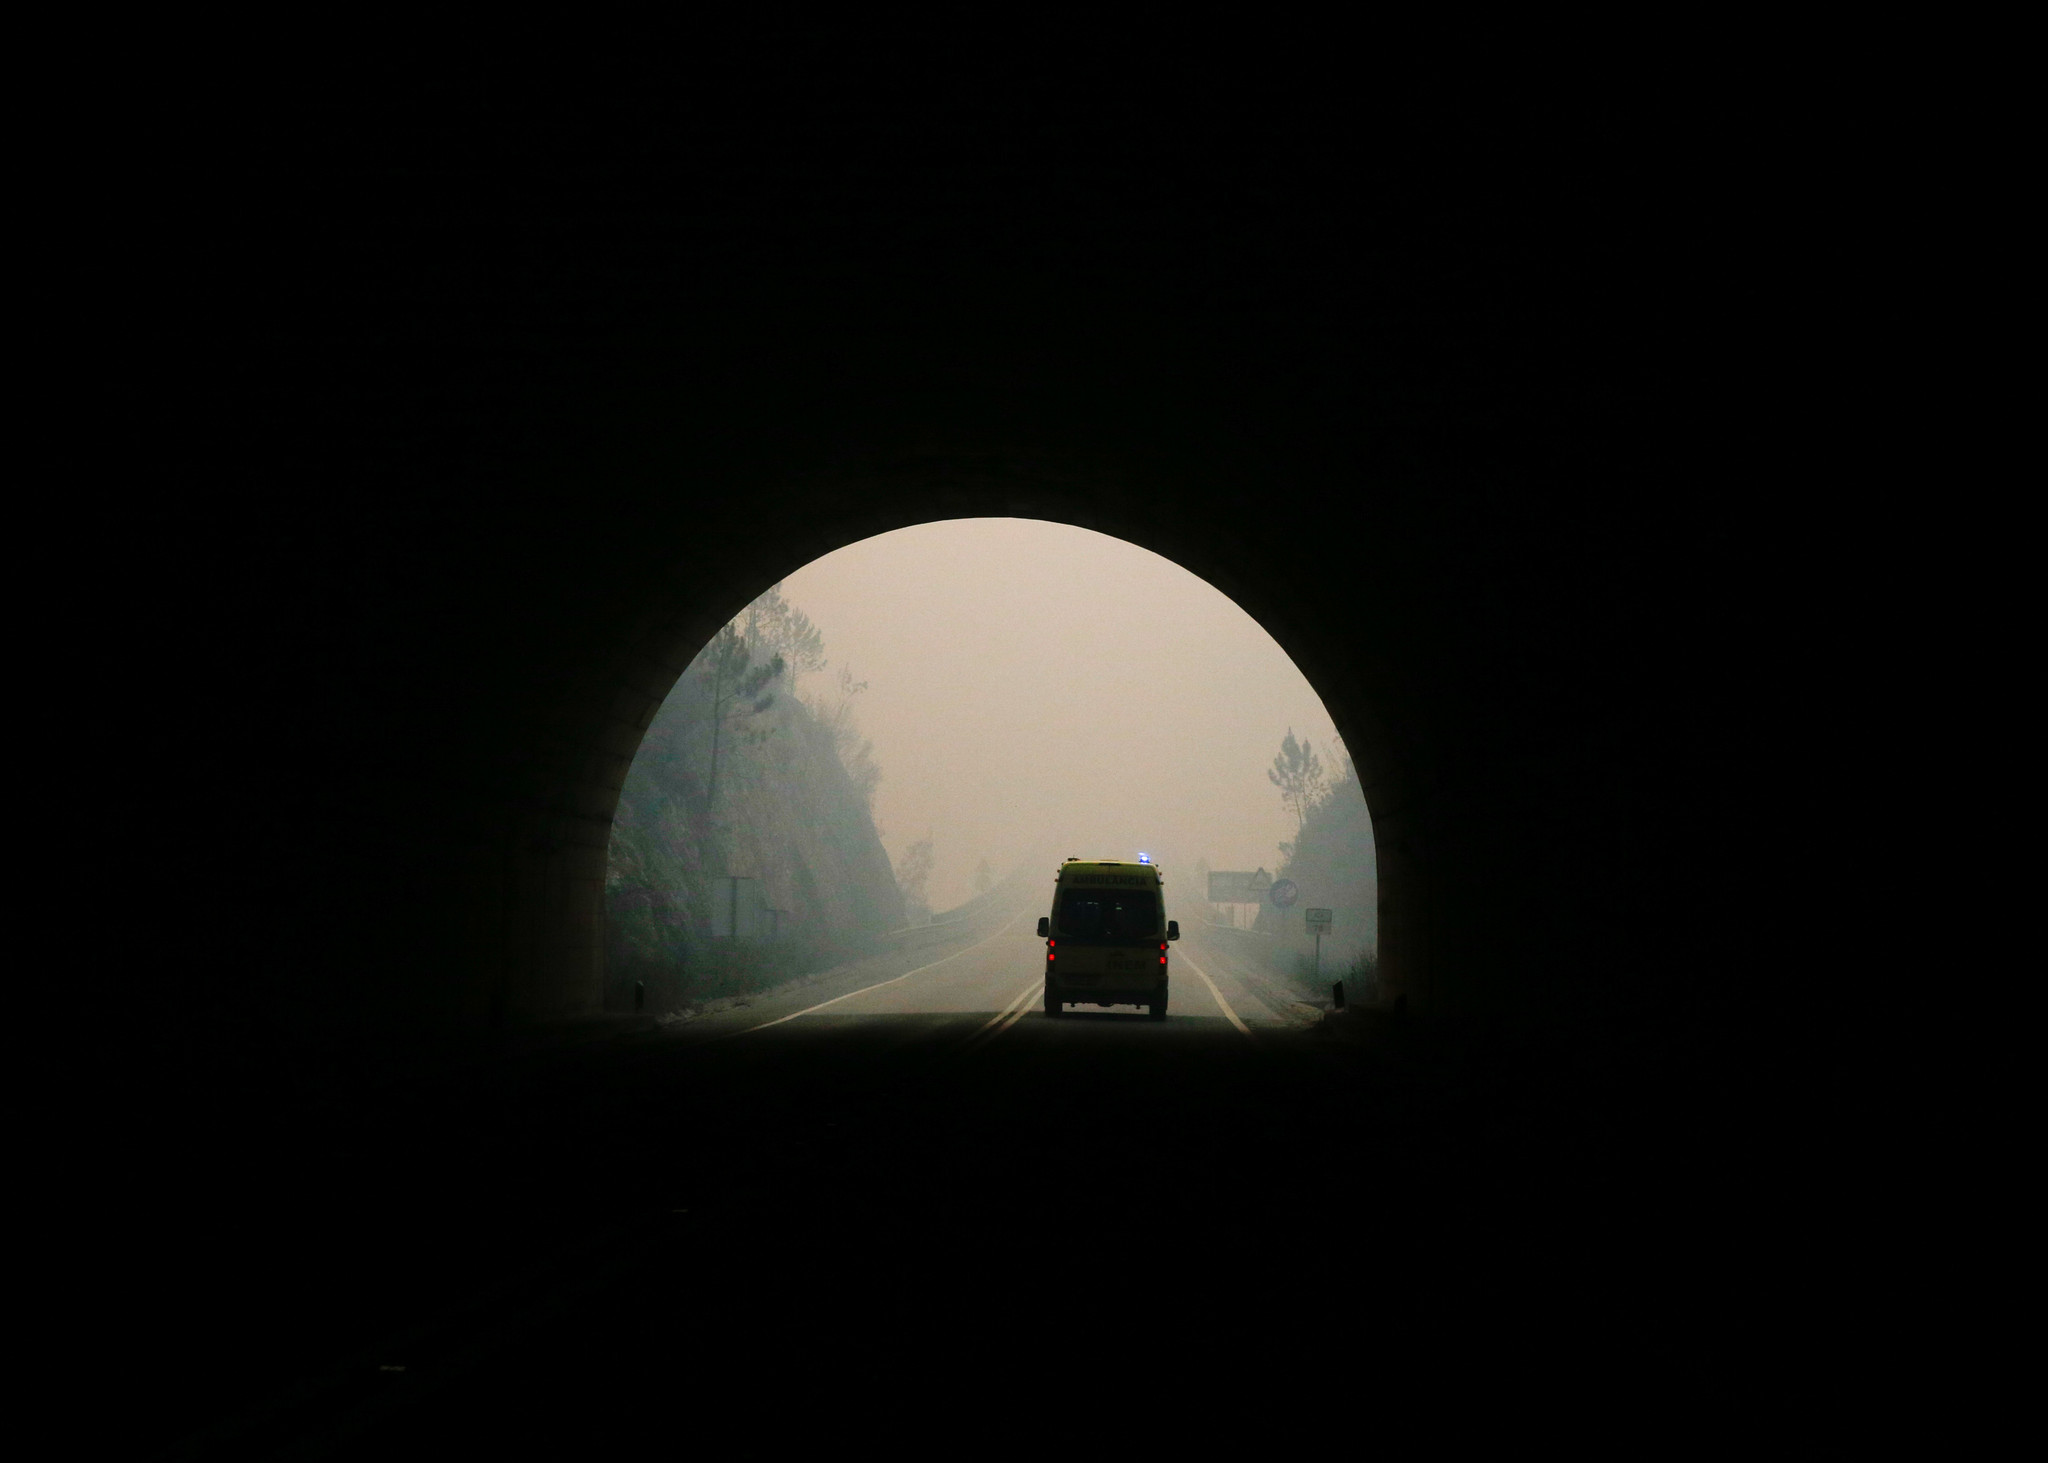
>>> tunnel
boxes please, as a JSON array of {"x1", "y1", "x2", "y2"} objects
[
  {"x1": 150, "y1": 261, "x2": 1717, "y2": 1060},
  {"x1": 83, "y1": 48, "x2": 1786, "y2": 1451},
  {"x1": 141, "y1": 214, "x2": 1741, "y2": 1053}
]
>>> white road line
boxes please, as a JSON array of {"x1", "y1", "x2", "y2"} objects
[
  {"x1": 733, "y1": 911, "x2": 1029, "y2": 1036},
  {"x1": 1173, "y1": 952, "x2": 1255, "y2": 1040}
]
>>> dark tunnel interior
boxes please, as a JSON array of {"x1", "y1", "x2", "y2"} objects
[{"x1": 50, "y1": 39, "x2": 1812, "y2": 1452}]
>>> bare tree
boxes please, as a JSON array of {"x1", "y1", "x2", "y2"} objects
[{"x1": 823, "y1": 665, "x2": 881, "y2": 808}]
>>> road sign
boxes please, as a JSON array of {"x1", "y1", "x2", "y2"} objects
[
  {"x1": 1269, "y1": 879, "x2": 1299, "y2": 908},
  {"x1": 1208, "y1": 871, "x2": 1263, "y2": 903},
  {"x1": 1305, "y1": 904, "x2": 1333, "y2": 979}
]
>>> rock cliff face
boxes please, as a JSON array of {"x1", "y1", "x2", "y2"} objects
[{"x1": 605, "y1": 657, "x2": 903, "y2": 1007}]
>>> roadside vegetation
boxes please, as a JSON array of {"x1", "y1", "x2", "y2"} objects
[
  {"x1": 1254, "y1": 729, "x2": 1379, "y2": 986},
  {"x1": 605, "y1": 584, "x2": 905, "y2": 1010}
]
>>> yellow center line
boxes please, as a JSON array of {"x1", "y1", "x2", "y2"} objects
[
  {"x1": 1173, "y1": 951, "x2": 1255, "y2": 1041},
  {"x1": 731, "y1": 911, "x2": 1029, "y2": 1036},
  {"x1": 991, "y1": 983, "x2": 1039, "y2": 1037},
  {"x1": 971, "y1": 977, "x2": 1044, "y2": 1038},
  {"x1": 956, "y1": 977, "x2": 1044, "y2": 1055}
]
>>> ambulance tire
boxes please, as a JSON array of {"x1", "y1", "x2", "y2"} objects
[
  {"x1": 1148, "y1": 990, "x2": 1168, "y2": 1020},
  {"x1": 1044, "y1": 981, "x2": 1063, "y2": 1017}
]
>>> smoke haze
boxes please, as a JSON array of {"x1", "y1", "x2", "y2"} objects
[{"x1": 781, "y1": 518, "x2": 1355, "y2": 912}]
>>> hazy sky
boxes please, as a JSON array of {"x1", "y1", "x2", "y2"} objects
[{"x1": 778, "y1": 518, "x2": 1350, "y2": 914}]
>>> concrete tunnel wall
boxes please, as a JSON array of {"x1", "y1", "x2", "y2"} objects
[{"x1": 112, "y1": 62, "x2": 1773, "y2": 1081}]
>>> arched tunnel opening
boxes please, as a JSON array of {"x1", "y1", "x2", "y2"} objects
[
  {"x1": 602, "y1": 517, "x2": 1381, "y2": 1031},
  {"x1": 73, "y1": 50, "x2": 1792, "y2": 1453}
]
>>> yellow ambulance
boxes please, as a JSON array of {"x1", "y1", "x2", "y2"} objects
[{"x1": 1036, "y1": 858, "x2": 1180, "y2": 1018}]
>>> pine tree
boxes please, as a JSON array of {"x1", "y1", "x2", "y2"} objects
[
  {"x1": 742, "y1": 582, "x2": 828, "y2": 696},
  {"x1": 1268, "y1": 728, "x2": 1329, "y2": 835}
]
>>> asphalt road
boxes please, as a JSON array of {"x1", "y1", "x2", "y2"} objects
[{"x1": 115, "y1": 893, "x2": 1763, "y2": 1457}]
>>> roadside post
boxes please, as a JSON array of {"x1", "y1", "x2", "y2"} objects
[{"x1": 1305, "y1": 907, "x2": 1333, "y2": 979}]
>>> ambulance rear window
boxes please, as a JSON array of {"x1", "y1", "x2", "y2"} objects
[{"x1": 1057, "y1": 892, "x2": 1160, "y2": 939}]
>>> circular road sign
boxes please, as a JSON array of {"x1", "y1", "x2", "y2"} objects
[{"x1": 1269, "y1": 879, "x2": 1299, "y2": 908}]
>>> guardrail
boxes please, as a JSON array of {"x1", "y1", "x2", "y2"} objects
[
  {"x1": 883, "y1": 909, "x2": 981, "y2": 937},
  {"x1": 879, "y1": 920, "x2": 983, "y2": 951},
  {"x1": 883, "y1": 857, "x2": 1047, "y2": 941},
  {"x1": 880, "y1": 896, "x2": 1029, "y2": 950},
  {"x1": 1195, "y1": 916, "x2": 1274, "y2": 938}
]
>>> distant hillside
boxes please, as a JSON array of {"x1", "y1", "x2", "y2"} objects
[{"x1": 605, "y1": 632, "x2": 903, "y2": 1008}]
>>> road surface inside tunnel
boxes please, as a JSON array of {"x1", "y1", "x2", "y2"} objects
[{"x1": 135, "y1": 893, "x2": 1735, "y2": 1457}]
